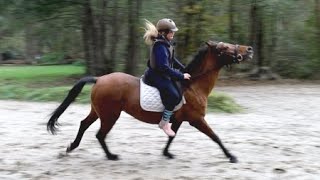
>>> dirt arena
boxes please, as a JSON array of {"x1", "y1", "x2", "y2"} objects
[{"x1": 0, "y1": 82, "x2": 319, "y2": 179}]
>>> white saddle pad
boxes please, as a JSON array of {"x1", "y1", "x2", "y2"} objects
[{"x1": 140, "y1": 78, "x2": 185, "y2": 112}]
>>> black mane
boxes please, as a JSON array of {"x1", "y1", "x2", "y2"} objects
[{"x1": 184, "y1": 45, "x2": 209, "y2": 73}]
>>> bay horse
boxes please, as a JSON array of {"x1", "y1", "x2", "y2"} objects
[{"x1": 47, "y1": 40, "x2": 253, "y2": 163}]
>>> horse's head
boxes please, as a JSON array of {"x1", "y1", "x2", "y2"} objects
[
  {"x1": 207, "y1": 41, "x2": 254, "y2": 66},
  {"x1": 184, "y1": 40, "x2": 254, "y2": 82}
]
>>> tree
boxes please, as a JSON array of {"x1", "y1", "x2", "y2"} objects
[
  {"x1": 312, "y1": 0, "x2": 320, "y2": 77},
  {"x1": 315, "y1": 0, "x2": 320, "y2": 51},
  {"x1": 125, "y1": 0, "x2": 141, "y2": 75},
  {"x1": 81, "y1": 0, "x2": 110, "y2": 75},
  {"x1": 175, "y1": 0, "x2": 207, "y2": 60},
  {"x1": 108, "y1": 0, "x2": 121, "y2": 72},
  {"x1": 249, "y1": 0, "x2": 264, "y2": 68},
  {"x1": 2, "y1": 0, "x2": 320, "y2": 79},
  {"x1": 229, "y1": 0, "x2": 236, "y2": 40}
]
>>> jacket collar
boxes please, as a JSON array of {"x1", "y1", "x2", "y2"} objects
[{"x1": 155, "y1": 35, "x2": 172, "y2": 47}]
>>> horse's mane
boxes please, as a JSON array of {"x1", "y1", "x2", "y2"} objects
[
  {"x1": 184, "y1": 41, "x2": 221, "y2": 74},
  {"x1": 184, "y1": 45, "x2": 209, "y2": 73}
]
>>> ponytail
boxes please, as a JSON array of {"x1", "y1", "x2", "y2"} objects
[{"x1": 143, "y1": 19, "x2": 158, "y2": 45}]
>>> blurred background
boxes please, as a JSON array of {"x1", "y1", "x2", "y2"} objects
[{"x1": 1, "y1": 0, "x2": 319, "y2": 79}]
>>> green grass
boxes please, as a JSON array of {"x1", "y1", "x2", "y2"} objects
[
  {"x1": 0, "y1": 65, "x2": 89, "y2": 102},
  {"x1": 0, "y1": 84, "x2": 92, "y2": 103},
  {"x1": 0, "y1": 65, "x2": 243, "y2": 113},
  {"x1": 1, "y1": 65, "x2": 85, "y2": 83}
]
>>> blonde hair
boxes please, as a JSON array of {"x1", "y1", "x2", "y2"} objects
[{"x1": 143, "y1": 19, "x2": 158, "y2": 45}]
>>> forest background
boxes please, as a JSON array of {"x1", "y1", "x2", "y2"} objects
[{"x1": 1, "y1": 0, "x2": 320, "y2": 79}]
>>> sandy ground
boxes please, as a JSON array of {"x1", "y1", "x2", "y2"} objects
[{"x1": 0, "y1": 82, "x2": 319, "y2": 180}]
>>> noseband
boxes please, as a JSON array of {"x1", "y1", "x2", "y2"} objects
[
  {"x1": 217, "y1": 44, "x2": 240, "y2": 64},
  {"x1": 233, "y1": 44, "x2": 241, "y2": 63}
]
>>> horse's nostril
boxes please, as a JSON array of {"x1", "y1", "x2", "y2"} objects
[
  {"x1": 237, "y1": 54, "x2": 243, "y2": 61},
  {"x1": 247, "y1": 46, "x2": 253, "y2": 52}
]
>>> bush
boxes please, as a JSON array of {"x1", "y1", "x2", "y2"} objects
[
  {"x1": 37, "y1": 52, "x2": 65, "y2": 64},
  {"x1": 72, "y1": 59, "x2": 86, "y2": 66},
  {"x1": 207, "y1": 92, "x2": 243, "y2": 113}
]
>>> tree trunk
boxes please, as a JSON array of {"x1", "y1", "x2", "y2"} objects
[
  {"x1": 229, "y1": 0, "x2": 236, "y2": 41},
  {"x1": 267, "y1": 5, "x2": 278, "y2": 67},
  {"x1": 81, "y1": 0, "x2": 108, "y2": 76},
  {"x1": 25, "y1": 24, "x2": 40, "y2": 64},
  {"x1": 248, "y1": 0, "x2": 276, "y2": 80},
  {"x1": 81, "y1": 0, "x2": 96, "y2": 75},
  {"x1": 249, "y1": 0, "x2": 263, "y2": 67},
  {"x1": 257, "y1": 14, "x2": 263, "y2": 68},
  {"x1": 315, "y1": 0, "x2": 320, "y2": 50},
  {"x1": 96, "y1": 0, "x2": 109, "y2": 75},
  {"x1": 180, "y1": 1, "x2": 195, "y2": 59},
  {"x1": 109, "y1": 0, "x2": 120, "y2": 72},
  {"x1": 249, "y1": 0, "x2": 257, "y2": 58},
  {"x1": 125, "y1": 0, "x2": 141, "y2": 75}
]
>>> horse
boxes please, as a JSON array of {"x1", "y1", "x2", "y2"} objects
[{"x1": 47, "y1": 40, "x2": 253, "y2": 163}]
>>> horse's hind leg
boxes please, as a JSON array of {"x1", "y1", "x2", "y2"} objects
[
  {"x1": 67, "y1": 108, "x2": 98, "y2": 153},
  {"x1": 96, "y1": 105, "x2": 121, "y2": 160},
  {"x1": 190, "y1": 119, "x2": 238, "y2": 163}
]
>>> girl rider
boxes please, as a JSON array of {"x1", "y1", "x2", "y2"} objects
[{"x1": 143, "y1": 18, "x2": 191, "y2": 137}]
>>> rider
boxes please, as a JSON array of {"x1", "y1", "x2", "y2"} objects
[{"x1": 143, "y1": 18, "x2": 191, "y2": 137}]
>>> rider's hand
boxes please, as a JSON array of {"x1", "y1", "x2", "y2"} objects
[{"x1": 183, "y1": 73, "x2": 191, "y2": 80}]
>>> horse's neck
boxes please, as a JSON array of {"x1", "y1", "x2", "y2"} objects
[
  {"x1": 190, "y1": 69, "x2": 221, "y2": 97},
  {"x1": 186, "y1": 50, "x2": 223, "y2": 98}
]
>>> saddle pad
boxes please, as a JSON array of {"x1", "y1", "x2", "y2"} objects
[{"x1": 140, "y1": 78, "x2": 185, "y2": 112}]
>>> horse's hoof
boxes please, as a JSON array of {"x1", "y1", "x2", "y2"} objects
[
  {"x1": 163, "y1": 151, "x2": 175, "y2": 159},
  {"x1": 66, "y1": 145, "x2": 73, "y2": 153},
  {"x1": 66, "y1": 142, "x2": 78, "y2": 153},
  {"x1": 229, "y1": 155, "x2": 238, "y2": 163},
  {"x1": 107, "y1": 154, "x2": 119, "y2": 161}
]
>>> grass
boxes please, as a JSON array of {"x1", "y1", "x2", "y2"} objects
[
  {"x1": 0, "y1": 65, "x2": 90, "y2": 102},
  {"x1": 0, "y1": 84, "x2": 92, "y2": 103},
  {"x1": 0, "y1": 65, "x2": 243, "y2": 113},
  {"x1": 1, "y1": 65, "x2": 84, "y2": 83}
]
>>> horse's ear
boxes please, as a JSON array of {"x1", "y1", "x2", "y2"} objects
[
  {"x1": 206, "y1": 41, "x2": 214, "y2": 47},
  {"x1": 216, "y1": 42, "x2": 227, "y2": 50}
]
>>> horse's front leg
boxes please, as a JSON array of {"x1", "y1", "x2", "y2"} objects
[
  {"x1": 163, "y1": 120, "x2": 182, "y2": 159},
  {"x1": 190, "y1": 119, "x2": 238, "y2": 163}
]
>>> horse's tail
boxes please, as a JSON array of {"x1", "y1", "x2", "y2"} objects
[{"x1": 47, "y1": 76, "x2": 97, "y2": 134}]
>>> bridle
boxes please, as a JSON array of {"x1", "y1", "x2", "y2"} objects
[
  {"x1": 217, "y1": 44, "x2": 241, "y2": 64},
  {"x1": 189, "y1": 43, "x2": 240, "y2": 81}
]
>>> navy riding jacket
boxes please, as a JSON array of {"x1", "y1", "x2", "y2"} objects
[{"x1": 144, "y1": 36, "x2": 185, "y2": 89}]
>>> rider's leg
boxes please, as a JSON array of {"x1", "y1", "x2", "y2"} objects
[
  {"x1": 159, "y1": 110, "x2": 175, "y2": 136},
  {"x1": 159, "y1": 83, "x2": 181, "y2": 137}
]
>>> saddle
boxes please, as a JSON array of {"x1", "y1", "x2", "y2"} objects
[{"x1": 140, "y1": 78, "x2": 185, "y2": 112}]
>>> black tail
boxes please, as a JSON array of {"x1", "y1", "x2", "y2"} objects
[{"x1": 47, "y1": 76, "x2": 97, "y2": 134}]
